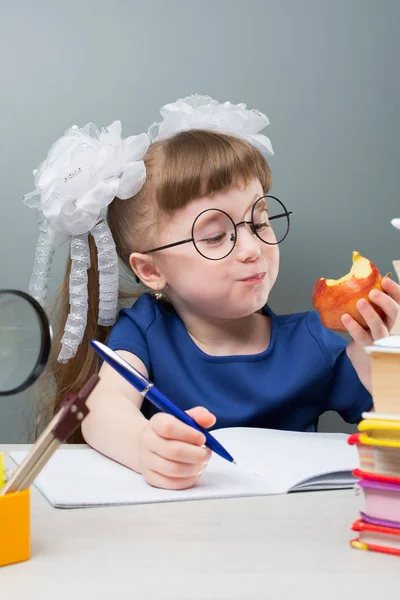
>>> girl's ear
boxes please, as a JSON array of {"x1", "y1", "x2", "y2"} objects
[{"x1": 129, "y1": 252, "x2": 167, "y2": 290}]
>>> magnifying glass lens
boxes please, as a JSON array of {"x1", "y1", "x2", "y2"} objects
[{"x1": 0, "y1": 291, "x2": 51, "y2": 395}]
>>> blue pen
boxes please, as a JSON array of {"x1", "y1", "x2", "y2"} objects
[{"x1": 91, "y1": 340, "x2": 236, "y2": 464}]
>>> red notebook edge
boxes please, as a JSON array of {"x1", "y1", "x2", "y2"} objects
[
  {"x1": 352, "y1": 468, "x2": 400, "y2": 485},
  {"x1": 350, "y1": 519, "x2": 400, "y2": 557}
]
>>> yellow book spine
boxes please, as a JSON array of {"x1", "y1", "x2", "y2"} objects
[
  {"x1": 358, "y1": 432, "x2": 400, "y2": 448},
  {"x1": 358, "y1": 419, "x2": 400, "y2": 433}
]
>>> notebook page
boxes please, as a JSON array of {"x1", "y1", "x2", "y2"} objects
[
  {"x1": 10, "y1": 428, "x2": 357, "y2": 508},
  {"x1": 211, "y1": 427, "x2": 358, "y2": 492},
  {"x1": 294, "y1": 472, "x2": 355, "y2": 491},
  {"x1": 10, "y1": 448, "x2": 269, "y2": 508}
]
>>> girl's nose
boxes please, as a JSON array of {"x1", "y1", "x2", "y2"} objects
[{"x1": 235, "y1": 224, "x2": 262, "y2": 262}]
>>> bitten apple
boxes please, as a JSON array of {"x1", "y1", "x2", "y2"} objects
[{"x1": 312, "y1": 251, "x2": 389, "y2": 331}]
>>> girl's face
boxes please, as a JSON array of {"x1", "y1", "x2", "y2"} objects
[{"x1": 150, "y1": 179, "x2": 280, "y2": 320}]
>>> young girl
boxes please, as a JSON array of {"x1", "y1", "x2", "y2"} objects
[{"x1": 26, "y1": 95, "x2": 400, "y2": 491}]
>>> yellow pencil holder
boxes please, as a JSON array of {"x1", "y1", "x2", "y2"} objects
[{"x1": 0, "y1": 453, "x2": 31, "y2": 567}]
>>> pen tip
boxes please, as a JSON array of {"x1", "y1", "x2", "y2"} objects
[{"x1": 232, "y1": 460, "x2": 260, "y2": 478}]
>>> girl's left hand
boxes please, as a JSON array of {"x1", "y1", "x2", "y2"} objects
[{"x1": 341, "y1": 276, "x2": 400, "y2": 393}]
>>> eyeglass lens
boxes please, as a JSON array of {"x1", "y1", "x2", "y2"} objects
[{"x1": 192, "y1": 196, "x2": 289, "y2": 260}]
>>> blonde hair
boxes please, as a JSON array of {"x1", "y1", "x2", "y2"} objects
[{"x1": 36, "y1": 130, "x2": 272, "y2": 441}]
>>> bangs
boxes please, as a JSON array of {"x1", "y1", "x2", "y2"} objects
[{"x1": 150, "y1": 130, "x2": 272, "y2": 213}]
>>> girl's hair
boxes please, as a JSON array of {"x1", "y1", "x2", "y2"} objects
[{"x1": 36, "y1": 130, "x2": 272, "y2": 442}]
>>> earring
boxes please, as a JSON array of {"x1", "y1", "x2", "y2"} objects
[{"x1": 154, "y1": 286, "x2": 163, "y2": 301}]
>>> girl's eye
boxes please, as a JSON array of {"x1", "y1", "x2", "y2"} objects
[
  {"x1": 253, "y1": 221, "x2": 269, "y2": 232},
  {"x1": 199, "y1": 232, "x2": 227, "y2": 244}
]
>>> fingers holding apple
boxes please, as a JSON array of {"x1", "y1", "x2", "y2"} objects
[
  {"x1": 378, "y1": 276, "x2": 400, "y2": 330},
  {"x1": 312, "y1": 251, "x2": 390, "y2": 333},
  {"x1": 341, "y1": 298, "x2": 389, "y2": 345}
]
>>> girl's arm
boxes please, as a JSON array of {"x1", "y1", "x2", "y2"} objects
[
  {"x1": 81, "y1": 350, "x2": 215, "y2": 489},
  {"x1": 81, "y1": 350, "x2": 149, "y2": 471},
  {"x1": 341, "y1": 276, "x2": 400, "y2": 392}
]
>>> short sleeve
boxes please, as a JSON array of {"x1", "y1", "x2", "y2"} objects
[
  {"x1": 107, "y1": 310, "x2": 151, "y2": 373},
  {"x1": 306, "y1": 311, "x2": 373, "y2": 423}
]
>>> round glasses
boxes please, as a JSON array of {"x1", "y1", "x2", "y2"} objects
[{"x1": 145, "y1": 196, "x2": 292, "y2": 261}]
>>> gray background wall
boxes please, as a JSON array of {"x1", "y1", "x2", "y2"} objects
[{"x1": 0, "y1": 0, "x2": 399, "y2": 442}]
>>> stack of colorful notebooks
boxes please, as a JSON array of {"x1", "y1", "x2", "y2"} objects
[{"x1": 348, "y1": 334, "x2": 400, "y2": 556}]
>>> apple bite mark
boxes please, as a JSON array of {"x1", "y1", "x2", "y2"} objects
[{"x1": 312, "y1": 251, "x2": 390, "y2": 332}]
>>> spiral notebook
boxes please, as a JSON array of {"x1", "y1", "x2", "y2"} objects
[{"x1": 10, "y1": 427, "x2": 358, "y2": 508}]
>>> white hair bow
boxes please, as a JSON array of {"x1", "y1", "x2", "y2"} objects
[
  {"x1": 24, "y1": 121, "x2": 150, "y2": 362},
  {"x1": 148, "y1": 94, "x2": 274, "y2": 158},
  {"x1": 392, "y1": 219, "x2": 400, "y2": 231}
]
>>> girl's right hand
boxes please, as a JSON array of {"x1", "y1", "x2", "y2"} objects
[{"x1": 138, "y1": 407, "x2": 216, "y2": 490}]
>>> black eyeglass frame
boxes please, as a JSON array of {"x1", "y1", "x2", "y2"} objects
[{"x1": 143, "y1": 195, "x2": 293, "y2": 261}]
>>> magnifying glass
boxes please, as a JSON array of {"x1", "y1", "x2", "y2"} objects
[{"x1": 0, "y1": 290, "x2": 52, "y2": 396}]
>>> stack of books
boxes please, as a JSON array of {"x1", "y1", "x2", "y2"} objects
[{"x1": 348, "y1": 331, "x2": 400, "y2": 556}]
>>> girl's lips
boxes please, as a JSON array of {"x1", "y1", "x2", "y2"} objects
[{"x1": 241, "y1": 272, "x2": 266, "y2": 283}]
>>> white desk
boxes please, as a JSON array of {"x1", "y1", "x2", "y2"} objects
[{"x1": 1, "y1": 444, "x2": 399, "y2": 600}]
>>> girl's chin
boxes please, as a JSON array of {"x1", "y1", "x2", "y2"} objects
[
  {"x1": 233, "y1": 292, "x2": 270, "y2": 317},
  {"x1": 240, "y1": 283, "x2": 270, "y2": 303}
]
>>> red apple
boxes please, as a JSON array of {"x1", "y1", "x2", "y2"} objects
[{"x1": 312, "y1": 251, "x2": 389, "y2": 331}]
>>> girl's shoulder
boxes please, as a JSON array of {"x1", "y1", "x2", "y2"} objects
[
  {"x1": 107, "y1": 294, "x2": 176, "y2": 366},
  {"x1": 267, "y1": 306, "x2": 346, "y2": 358},
  {"x1": 118, "y1": 293, "x2": 175, "y2": 330},
  {"x1": 266, "y1": 305, "x2": 315, "y2": 329}
]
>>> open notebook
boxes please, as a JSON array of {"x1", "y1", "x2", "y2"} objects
[{"x1": 10, "y1": 427, "x2": 358, "y2": 508}]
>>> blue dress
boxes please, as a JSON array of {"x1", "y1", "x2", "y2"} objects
[{"x1": 107, "y1": 294, "x2": 373, "y2": 431}]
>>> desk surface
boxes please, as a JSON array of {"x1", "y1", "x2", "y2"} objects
[{"x1": 1, "y1": 444, "x2": 399, "y2": 600}]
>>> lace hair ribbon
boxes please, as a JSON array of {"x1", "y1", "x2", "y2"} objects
[
  {"x1": 24, "y1": 121, "x2": 150, "y2": 362},
  {"x1": 92, "y1": 219, "x2": 119, "y2": 327},
  {"x1": 58, "y1": 232, "x2": 90, "y2": 363},
  {"x1": 25, "y1": 216, "x2": 55, "y2": 308}
]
